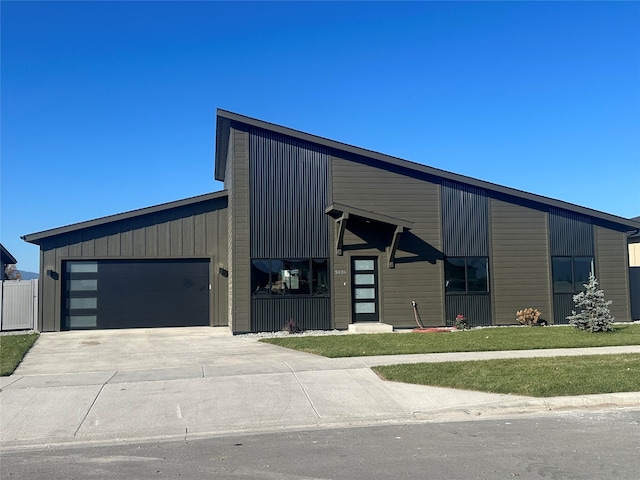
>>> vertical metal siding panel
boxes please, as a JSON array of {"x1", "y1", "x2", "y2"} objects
[
  {"x1": 251, "y1": 297, "x2": 331, "y2": 332},
  {"x1": 68, "y1": 232, "x2": 82, "y2": 257},
  {"x1": 120, "y1": 228, "x2": 133, "y2": 257},
  {"x1": 170, "y1": 218, "x2": 182, "y2": 256},
  {"x1": 441, "y1": 180, "x2": 488, "y2": 256},
  {"x1": 182, "y1": 215, "x2": 195, "y2": 256},
  {"x1": 146, "y1": 224, "x2": 159, "y2": 257},
  {"x1": 445, "y1": 295, "x2": 492, "y2": 326},
  {"x1": 133, "y1": 222, "x2": 146, "y2": 257},
  {"x1": 157, "y1": 221, "x2": 171, "y2": 257},
  {"x1": 107, "y1": 231, "x2": 121, "y2": 256},
  {"x1": 249, "y1": 129, "x2": 330, "y2": 259},
  {"x1": 94, "y1": 235, "x2": 108, "y2": 256},
  {"x1": 81, "y1": 232, "x2": 95, "y2": 256},
  {"x1": 248, "y1": 129, "x2": 330, "y2": 332},
  {"x1": 553, "y1": 293, "x2": 574, "y2": 324},
  {"x1": 194, "y1": 212, "x2": 206, "y2": 256},
  {"x1": 549, "y1": 208, "x2": 593, "y2": 255}
]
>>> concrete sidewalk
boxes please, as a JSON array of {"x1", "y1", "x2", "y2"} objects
[{"x1": 2, "y1": 328, "x2": 639, "y2": 449}]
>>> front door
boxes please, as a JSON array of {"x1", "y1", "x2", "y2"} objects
[{"x1": 351, "y1": 257, "x2": 379, "y2": 322}]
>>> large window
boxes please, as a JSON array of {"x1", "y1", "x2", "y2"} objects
[
  {"x1": 552, "y1": 256, "x2": 594, "y2": 293},
  {"x1": 445, "y1": 256, "x2": 489, "y2": 294},
  {"x1": 251, "y1": 258, "x2": 329, "y2": 297}
]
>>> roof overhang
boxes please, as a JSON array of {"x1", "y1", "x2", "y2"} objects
[
  {"x1": 325, "y1": 202, "x2": 414, "y2": 268},
  {"x1": 1, "y1": 243, "x2": 18, "y2": 266},
  {"x1": 325, "y1": 202, "x2": 414, "y2": 229}
]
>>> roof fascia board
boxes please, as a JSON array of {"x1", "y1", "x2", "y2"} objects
[
  {"x1": 214, "y1": 115, "x2": 231, "y2": 181},
  {"x1": 23, "y1": 190, "x2": 228, "y2": 244},
  {"x1": 325, "y1": 202, "x2": 414, "y2": 229},
  {"x1": 216, "y1": 109, "x2": 639, "y2": 230},
  {"x1": 1, "y1": 244, "x2": 18, "y2": 265}
]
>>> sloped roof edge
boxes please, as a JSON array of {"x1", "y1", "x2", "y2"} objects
[
  {"x1": 22, "y1": 190, "x2": 228, "y2": 244},
  {"x1": 1, "y1": 243, "x2": 18, "y2": 265},
  {"x1": 214, "y1": 109, "x2": 640, "y2": 230}
]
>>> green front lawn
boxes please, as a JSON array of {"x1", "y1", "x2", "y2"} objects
[
  {"x1": 373, "y1": 354, "x2": 640, "y2": 397},
  {"x1": 260, "y1": 324, "x2": 640, "y2": 357},
  {"x1": 0, "y1": 333, "x2": 39, "y2": 376}
]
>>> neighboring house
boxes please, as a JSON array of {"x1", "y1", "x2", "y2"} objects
[
  {"x1": 1, "y1": 244, "x2": 18, "y2": 281},
  {"x1": 629, "y1": 216, "x2": 640, "y2": 267},
  {"x1": 629, "y1": 216, "x2": 640, "y2": 320},
  {"x1": 23, "y1": 110, "x2": 640, "y2": 332}
]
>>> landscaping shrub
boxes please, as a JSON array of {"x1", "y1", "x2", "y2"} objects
[
  {"x1": 516, "y1": 307, "x2": 543, "y2": 326},
  {"x1": 454, "y1": 314, "x2": 471, "y2": 330}
]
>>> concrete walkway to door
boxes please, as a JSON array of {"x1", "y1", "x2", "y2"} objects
[{"x1": 2, "y1": 327, "x2": 640, "y2": 449}]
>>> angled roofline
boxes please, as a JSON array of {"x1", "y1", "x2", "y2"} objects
[
  {"x1": 629, "y1": 216, "x2": 640, "y2": 239},
  {"x1": 214, "y1": 109, "x2": 640, "y2": 230},
  {"x1": 22, "y1": 190, "x2": 228, "y2": 244},
  {"x1": 1, "y1": 243, "x2": 18, "y2": 265}
]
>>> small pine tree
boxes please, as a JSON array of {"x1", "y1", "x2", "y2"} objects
[{"x1": 566, "y1": 273, "x2": 614, "y2": 332}]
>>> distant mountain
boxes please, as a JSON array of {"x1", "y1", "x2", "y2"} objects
[{"x1": 18, "y1": 270, "x2": 39, "y2": 280}]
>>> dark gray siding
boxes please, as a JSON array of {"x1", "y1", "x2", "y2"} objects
[
  {"x1": 549, "y1": 208, "x2": 595, "y2": 323},
  {"x1": 445, "y1": 295, "x2": 492, "y2": 326},
  {"x1": 549, "y1": 208, "x2": 594, "y2": 255},
  {"x1": 331, "y1": 155, "x2": 443, "y2": 328},
  {"x1": 248, "y1": 129, "x2": 331, "y2": 331},
  {"x1": 227, "y1": 128, "x2": 251, "y2": 332},
  {"x1": 553, "y1": 294, "x2": 574, "y2": 325},
  {"x1": 595, "y1": 226, "x2": 631, "y2": 321},
  {"x1": 490, "y1": 199, "x2": 552, "y2": 325},
  {"x1": 225, "y1": 129, "x2": 235, "y2": 328},
  {"x1": 441, "y1": 180, "x2": 491, "y2": 325},
  {"x1": 37, "y1": 197, "x2": 228, "y2": 331},
  {"x1": 441, "y1": 180, "x2": 489, "y2": 256},
  {"x1": 251, "y1": 297, "x2": 331, "y2": 332},
  {"x1": 630, "y1": 267, "x2": 640, "y2": 320},
  {"x1": 249, "y1": 129, "x2": 330, "y2": 258}
]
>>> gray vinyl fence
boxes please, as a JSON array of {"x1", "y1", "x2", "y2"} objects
[{"x1": 0, "y1": 280, "x2": 38, "y2": 331}]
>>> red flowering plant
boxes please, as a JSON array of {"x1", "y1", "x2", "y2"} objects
[{"x1": 454, "y1": 314, "x2": 471, "y2": 330}]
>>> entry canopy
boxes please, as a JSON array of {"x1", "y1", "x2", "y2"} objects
[{"x1": 324, "y1": 202, "x2": 414, "y2": 268}]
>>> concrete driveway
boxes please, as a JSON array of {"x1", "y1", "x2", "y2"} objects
[{"x1": 2, "y1": 328, "x2": 640, "y2": 449}]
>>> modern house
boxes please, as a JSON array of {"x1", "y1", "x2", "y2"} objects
[
  {"x1": 629, "y1": 216, "x2": 640, "y2": 268},
  {"x1": 629, "y1": 216, "x2": 640, "y2": 320},
  {"x1": 23, "y1": 110, "x2": 640, "y2": 332}
]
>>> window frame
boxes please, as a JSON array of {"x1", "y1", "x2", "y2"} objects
[
  {"x1": 552, "y1": 255, "x2": 595, "y2": 294},
  {"x1": 444, "y1": 256, "x2": 490, "y2": 295},
  {"x1": 251, "y1": 258, "x2": 330, "y2": 298}
]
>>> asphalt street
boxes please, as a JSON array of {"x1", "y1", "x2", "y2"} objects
[{"x1": 2, "y1": 409, "x2": 639, "y2": 479}]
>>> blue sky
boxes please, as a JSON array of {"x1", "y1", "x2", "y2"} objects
[{"x1": 2, "y1": 1, "x2": 639, "y2": 273}]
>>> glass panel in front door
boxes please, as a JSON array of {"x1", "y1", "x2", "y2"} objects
[{"x1": 351, "y1": 257, "x2": 379, "y2": 322}]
